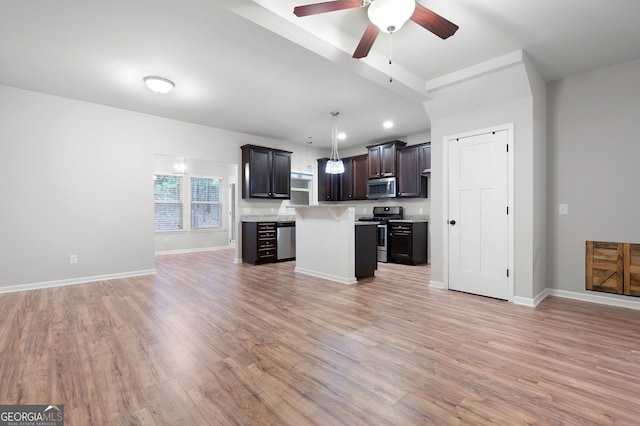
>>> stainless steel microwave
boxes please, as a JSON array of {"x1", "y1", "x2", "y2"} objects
[{"x1": 367, "y1": 177, "x2": 396, "y2": 199}]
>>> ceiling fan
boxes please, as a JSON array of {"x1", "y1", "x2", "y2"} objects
[{"x1": 293, "y1": 0, "x2": 458, "y2": 59}]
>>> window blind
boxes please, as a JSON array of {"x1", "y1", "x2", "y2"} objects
[
  {"x1": 154, "y1": 174, "x2": 183, "y2": 231},
  {"x1": 191, "y1": 177, "x2": 222, "y2": 229}
]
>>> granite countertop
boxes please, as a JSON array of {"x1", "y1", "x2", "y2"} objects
[
  {"x1": 241, "y1": 215, "x2": 295, "y2": 222},
  {"x1": 389, "y1": 215, "x2": 430, "y2": 223}
]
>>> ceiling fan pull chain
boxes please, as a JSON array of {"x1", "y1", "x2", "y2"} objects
[{"x1": 389, "y1": 32, "x2": 393, "y2": 83}]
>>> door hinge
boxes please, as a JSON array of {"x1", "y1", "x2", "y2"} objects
[
  {"x1": 506, "y1": 144, "x2": 509, "y2": 152},
  {"x1": 506, "y1": 206, "x2": 509, "y2": 215},
  {"x1": 507, "y1": 269, "x2": 509, "y2": 277}
]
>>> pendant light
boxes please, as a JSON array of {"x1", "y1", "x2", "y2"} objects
[{"x1": 325, "y1": 111, "x2": 345, "y2": 174}]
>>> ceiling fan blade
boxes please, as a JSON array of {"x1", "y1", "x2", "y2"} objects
[
  {"x1": 353, "y1": 23, "x2": 379, "y2": 59},
  {"x1": 410, "y1": 3, "x2": 459, "y2": 39},
  {"x1": 293, "y1": 0, "x2": 363, "y2": 17}
]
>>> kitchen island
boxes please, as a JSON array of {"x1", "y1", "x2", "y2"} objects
[{"x1": 294, "y1": 205, "x2": 376, "y2": 284}]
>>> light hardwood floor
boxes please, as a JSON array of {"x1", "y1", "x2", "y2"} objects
[{"x1": 2, "y1": 249, "x2": 640, "y2": 425}]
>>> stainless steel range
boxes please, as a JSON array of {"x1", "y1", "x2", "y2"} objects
[{"x1": 358, "y1": 206, "x2": 404, "y2": 262}]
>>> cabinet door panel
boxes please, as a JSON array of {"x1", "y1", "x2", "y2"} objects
[
  {"x1": 340, "y1": 158, "x2": 354, "y2": 201},
  {"x1": 390, "y1": 225, "x2": 412, "y2": 263},
  {"x1": 380, "y1": 144, "x2": 397, "y2": 177},
  {"x1": 368, "y1": 146, "x2": 381, "y2": 178},
  {"x1": 420, "y1": 144, "x2": 431, "y2": 174},
  {"x1": 353, "y1": 155, "x2": 369, "y2": 200},
  {"x1": 247, "y1": 147, "x2": 271, "y2": 198},
  {"x1": 317, "y1": 159, "x2": 340, "y2": 201},
  {"x1": 271, "y1": 151, "x2": 291, "y2": 198},
  {"x1": 397, "y1": 147, "x2": 420, "y2": 197}
]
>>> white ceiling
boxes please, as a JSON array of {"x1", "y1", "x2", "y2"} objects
[{"x1": 1, "y1": 0, "x2": 640, "y2": 149}]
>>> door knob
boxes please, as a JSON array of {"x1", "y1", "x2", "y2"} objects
[{"x1": 449, "y1": 220, "x2": 456, "y2": 225}]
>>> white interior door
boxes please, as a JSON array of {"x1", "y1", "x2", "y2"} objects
[{"x1": 448, "y1": 130, "x2": 509, "y2": 299}]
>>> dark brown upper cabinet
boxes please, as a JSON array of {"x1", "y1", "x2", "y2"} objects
[
  {"x1": 317, "y1": 158, "x2": 341, "y2": 201},
  {"x1": 340, "y1": 154, "x2": 369, "y2": 201},
  {"x1": 367, "y1": 140, "x2": 406, "y2": 178},
  {"x1": 241, "y1": 145, "x2": 291, "y2": 199},
  {"x1": 397, "y1": 143, "x2": 430, "y2": 198},
  {"x1": 419, "y1": 143, "x2": 431, "y2": 175}
]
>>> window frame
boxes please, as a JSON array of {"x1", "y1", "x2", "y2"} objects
[
  {"x1": 190, "y1": 175, "x2": 224, "y2": 230},
  {"x1": 154, "y1": 174, "x2": 185, "y2": 233}
]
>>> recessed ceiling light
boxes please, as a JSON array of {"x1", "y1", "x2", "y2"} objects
[
  {"x1": 143, "y1": 76, "x2": 175, "y2": 94},
  {"x1": 337, "y1": 132, "x2": 347, "y2": 140},
  {"x1": 383, "y1": 120, "x2": 394, "y2": 129}
]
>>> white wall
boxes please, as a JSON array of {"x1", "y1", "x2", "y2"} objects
[
  {"x1": 424, "y1": 51, "x2": 546, "y2": 302},
  {"x1": 524, "y1": 56, "x2": 548, "y2": 300},
  {"x1": 429, "y1": 99, "x2": 535, "y2": 299},
  {"x1": 0, "y1": 84, "x2": 310, "y2": 289},
  {"x1": 547, "y1": 58, "x2": 640, "y2": 298},
  {"x1": 0, "y1": 85, "x2": 156, "y2": 288}
]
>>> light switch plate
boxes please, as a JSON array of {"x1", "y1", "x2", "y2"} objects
[{"x1": 559, "y1": 204, "x2": 569, "y2": 215}]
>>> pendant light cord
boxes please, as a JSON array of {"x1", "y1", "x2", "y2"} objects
[{"x1": 331, "y1": 111, "x2": 340, "y2": 161}]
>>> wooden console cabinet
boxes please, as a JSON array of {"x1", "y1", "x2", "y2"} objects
[{"x1": 586, "y1": 240, "x2": 640, "y2": 296}]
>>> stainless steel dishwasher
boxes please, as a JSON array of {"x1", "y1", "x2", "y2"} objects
[{"x1": 276, "y1": 221, "x2": 296, "y2": 261}]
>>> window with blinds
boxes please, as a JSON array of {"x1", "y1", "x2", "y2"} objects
[
  {"x1": 191, "y1": 177, "x2": 222, "y2": 229},
  {"x1": 154, "y1": 174, "x2": 183, "y2": 231}
]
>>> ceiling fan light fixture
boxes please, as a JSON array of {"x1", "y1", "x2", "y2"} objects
[
  {"x1": 143, "y1": 76, "x2": 175, "y2": 94},
  {"x1": 368, "y1": 0, "x2": 416, "y2": 33}
]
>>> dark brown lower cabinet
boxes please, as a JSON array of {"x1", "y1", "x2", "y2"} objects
[
  {"x1": 355, "y1": 224, "x2": 377, "y2": 279},
  {"x1": 242, "y1": 222, "x2": 276, "y2": 264},
  {"x1": 389, "y1": 222, "x2": 428, "y2": 265}
]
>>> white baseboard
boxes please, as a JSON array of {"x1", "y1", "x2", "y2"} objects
[
  {"x1": 294, "y1": 267, "x2": 357, "y2": 285},
  {"x1": 512, "y1": 296, "x2": 537, "y2": 307},
  {"x1": 155, "y1": 245, "x2": 232, "y2": 256},
  {"x1": 0, "y1": 269, "x2": 156, "y2": 295},
  {"x1": 430, "y1": 283, "x2": 640, "y2": 312},
  {"x1": 545, "y1": 288, "x2": 640, "y2": 311},
  {"x1": 429, "y1": 280, "x2": 445, "y2": 289}
]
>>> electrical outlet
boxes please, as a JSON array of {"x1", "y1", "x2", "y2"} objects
[
  {"x1": 419, "y1": 208, "x2": 424, "y2": 214},
  {"x1": 69, "y1": 254, "x2": 78, "y2": 264},
  {"x1": 559, "y1": 204, "x2": 569, "y2": 215}
]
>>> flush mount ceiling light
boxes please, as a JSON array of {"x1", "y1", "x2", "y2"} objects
[
  {"x1": 383, "y1": 120, "x2": 394, "y2": 129},
  {"x1": 325, "y1": 111, "x2": 345, "y2": 175},
  {"x1": 143, "y1": 76, "x2": 175, "y2": 94}
]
